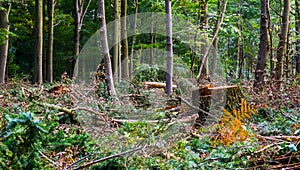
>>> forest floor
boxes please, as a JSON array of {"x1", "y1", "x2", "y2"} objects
[{"x1": 0, "y1": 77, "x2": 299, "y2": 169}]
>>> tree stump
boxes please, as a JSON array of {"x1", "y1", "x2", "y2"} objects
[{"x1": 192, "y1": 85, "x2": 243, "y2": 127}]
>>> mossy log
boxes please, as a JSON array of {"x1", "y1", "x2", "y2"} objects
[{"x1": 192, "y1": 85, "x2": 243, "y2": 127}]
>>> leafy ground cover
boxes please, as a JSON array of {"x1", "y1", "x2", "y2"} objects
[{"x1": 0, "y1": 77, "x2": 299, "y2": 169}]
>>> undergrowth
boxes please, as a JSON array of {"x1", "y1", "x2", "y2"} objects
[{"x1": 0, "y1": 79, "x2": 299, "y2": 169}]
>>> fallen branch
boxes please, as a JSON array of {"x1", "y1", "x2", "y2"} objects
[
  {"x1": 35, "y1": 102, "x2": 73, "y2": 115},
  {"x1": 73, "y1": 145, "x2": 147, "y2": 170},
  {"x1": 143, "y1": 82, "x2": 177, "y2": 89}
]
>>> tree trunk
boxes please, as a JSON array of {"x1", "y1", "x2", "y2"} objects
[
  {"x1": 295, "y1": 0, "x2": 300, "y2": 74},
  {"x1": 150, "y1": 10, "x2": 154, "y2": 65},
  {"x1": 113, "y1": 0, "x2": 120, "y2": 80},
  {"x1": 165, "y1": 0, "x2": 173, "y2": 95},
  {"x1": 73, "y1": 0, "x2": 80, "y2": 79},
  {"x1": 0, "y1": 2, "x2": 11, "y2": 84},
  {"x1": 212, "y1": 0, "x2": 222, "y2": 77},
  {"x1": 121, "y1": 0, "x2": 129, "y2": 79},
  {"x1": 47, "y1": 0, "x2": 55, "y2": 83},
  {"x1": 236, "y1": 0, "x2": 242, "y2": 79},
  {"x1": 73, "y1": 0, "x2": 91, "y2": 79},
  {"x1": 274, "y1": 0, "x2": 290, "y2": 87},
  {"x1": 99, "y1": 0, "x2": 116, "y2": 95},
  {"x1": 253, "y1": 0, "x2": 270, "y2": 91},
  {"x1": 34, "y1": 0, "x2": 43, "y2": 84},
  {"x1": 129, "y1": 0, "x2": 138, "y2": 80}
]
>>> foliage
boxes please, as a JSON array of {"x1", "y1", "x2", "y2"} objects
[{"x1": 215, "y1": 98, "x2": 257, "y2": 145}]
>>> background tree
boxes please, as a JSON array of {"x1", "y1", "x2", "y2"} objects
[
  {"x1": 254, "y1": 0, "x2": 270, "y2": 91},
  {"x1": 165, "y1": 0, "x2": 173, "y2": 95},
  {"x1": 33, "y1": 0, "x2": 43, "y2": 84},
  {"x1": 274, "y1": 0, "x2": 290, "y2": 87},
  {"x1": 295, "y1": 0, "x2": 300, "y2": 74},
  {"x1": 113, "y1": 0, "x2": 120, "y2": 80},
  {"x1": 0, "y1": 1, "x2": 11, "y2": 84},
  {"x1": 99, "y1": 0, "x2": 115, "y2": 95},
  {"x1": 73, "y1": 0, "x2": 91, "y2": 79},
  {"x1": 46, "y1": 0, "x2": 56, "y2": 83},
  {"x1": 121, "y1": 0, "x2": 129, "y2": 79}
]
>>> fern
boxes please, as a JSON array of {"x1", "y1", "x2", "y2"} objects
[{"x1": 215, "y1": 98, "x2": 257, "y2": 145}]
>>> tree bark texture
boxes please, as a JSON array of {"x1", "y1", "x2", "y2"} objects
[
  {"x1": 274, "y1": 0, "x2": 290, "y2": 86},
  {"x1": 0, "y1": 2, "x2": 11, "y2": 84},
  {"x1": 253, "y1": 0, "x2": 270, "y2": 91},
  {"x1": 47, "y1": 0, "x2": 55, "y2": 83},
  {"x1": 165, "y1": 0, "x2": 173, "y2": 95},
  {"x1": 99, "y1": 0, "x2": 116, "y2": 95},
  {"x1": 121, "y1": 0, "x2": 129, "y2": 79},
  {"x1": 113, "y1": 0, "x2": 120, "y2": 80},
  {"x1": 34, "y1": 0, "x2": 43, "y2": 84}
]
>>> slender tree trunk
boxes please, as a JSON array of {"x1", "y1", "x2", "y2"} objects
[
  {"x1": 295, "y1": 0, "x2": 300, "y2": 74},
  {"x1": 236, "y1": 0, "x2": 241, "y2": 79},
  {"x1": 150, "y1": 10, "x2": 154, "y2": 65},
  {"x1": 0, "y1": 2, "x2": 11, "y2": 84},
  {"x1": 34, "y1": 0, "x2": 43, "y2": 84},
  {"x1": 73, "y1": 0, "x2": 91, "y2": 79},
  {"x1": 47, "y1": 0, "x2": 55, "y2": 83},
  {"x1": 254, "y1": 0, "x2": 270, "y2": 91},
  {"x1": 212, "y1": 0, "x2": 222, "y2": 77},
  {"x1": 199, "y1": 0, "x2": 209, "y2": 80},
  {"x1": 43, "y1": 0, "x2": 46, "y2": 82},
  {"x1": 121, "y1": 0, "x2": 129, "y2": 79},
  {"x1": 73, "y1": 0, "x2": 80, "y2": 79},
  {"x1": 274, "y1": 0, "x2": 290, "y2": 87},
  {"x1": 113, "y1": 0, "x2": 120, "y2": 80},
  {"x1": 99, "y1": 0, "x2": 116, "y2": 95},
  {"x1": 165, "y1": 0, "x2": 173, "y2": 95},
  {"x1": 129, "y1": 0, "x2": 138, "y2": 80}
]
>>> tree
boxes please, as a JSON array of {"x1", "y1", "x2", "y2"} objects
[
  {"x1": 295, "y1": 0, "x2": 300, "y2": 74},
  {"x1": 274, "y1": 0, "x2": 290, "y2": 87},
  {"x1": 0, "y1": 1, "x2": 11, "y2": 84},
  {"x1": 73, "y1": 0, "x2": 91, "y2": 79},
  {"x1": 113, "y1": 0, "x2": 120, "y2": 80},
  {"x1": 253, "y1": 0, "x2": 270, "y2": 91},
  {"x1": 46, "y1": 0, "x2": 56, "y2": 83},
  {"x1": 165, "y1": 0, "x2": 173, "y2": 95},
  {"x1": 121, "y1": 0, "x2": 129, "y2": 79},
  {"x1": 129, "y1": 0, "x2": 138, "y2": 80},
  {"x1": 33, "y1": 0, "x2": 43, "y2": 84},
  {"x1": 212, "y1": 0, "x2": 222, "y2": 77},
  {"x1": 98, "y1": 0, "x2": 116, "y2": 95}
]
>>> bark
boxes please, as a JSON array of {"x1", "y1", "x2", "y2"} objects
[
  {"x1": 113, "y1": 0, "x2": 120, "y2": 80},
  {"x1": 165, "y1": 0, "x2": 173, "y2": 95},
  {"x1": 129, "y1": 0, "x2": 138, "y2": 80},
  {"x1": 199, "y1": 0, "x2": 209, "y2": 80},
  {"x1": 121, "y1": 0, "x2": 129, "y2": 79},
  {"x1": 0, "y1": 2, "x2": 11, "y2": 84},
  {"x1": 212, "y1": 0, "x2": 222, "y2": 77},
  {"x1": 47, "y1": 0, "x2": 56, "y2": 83},
  {"x1": 98, "y1": 0, "x2": 116, "y2": 95},
  {"x1": 296, "y1": 0, "x2": 300, "y2": 74},
  {"x1": 73, "y1": 0, "x2": 91, "y2": 79},
  {"x1": 150, "y1": 11, "x2": 154, "y2": 65},
  {"x1": 236, "y1": 0, "x2": 242, "y2": 79},
  {"x1": 253, "y1": 0, "x2": 270, "y2": 91},
  {"x1": 274, "y1": 0, "x2": 290, "y2": 86},
  {"x1": 33, "y1": 0, "x2": 43, "y2": 84}
]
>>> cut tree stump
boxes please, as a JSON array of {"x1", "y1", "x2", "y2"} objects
[{"x1": 192, "y1": 85, "x2": 243, "y2": 127}]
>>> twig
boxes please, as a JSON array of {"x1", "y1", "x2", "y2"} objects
[
  {"x1": 177, "y1": 96, "x2": 218, "y2": 119},
  {"x1": 65, "y1": 154, "x2": 93, "y2": 170},
  {"x1": 38, "y1": 151, "x2": 57, "y2": 167},
  {"x1": 73, "y1": 145, "x2": 147, "y2": 170}
]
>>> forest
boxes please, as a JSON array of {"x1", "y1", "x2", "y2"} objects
[{"x1": 0, "y1": 0, "x2": 299, "y2": 169}]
